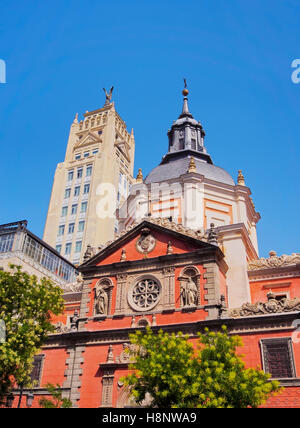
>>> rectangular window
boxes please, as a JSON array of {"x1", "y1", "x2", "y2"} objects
[
  {"x1": 67, "y1": 170, "x2": 74, "y2": 181},
  {"x1": 71, "y1": 204, "x2": 78, "y2": 215},
  {"x1": 86, "y1": 165, "x2": 92, "y2": 177},
  {"x1": 75, "y1": 241, "x2": 82, "y2": 253},
  {"x1": 81, "y1": 201, "x2": 88, "y2": 212},
  {"x1": 74, "y1": 186, "x2": 80, "y2": 197},
  {"x1": 77, "y1": 168, "x2": 83, "y2": 179},
  {"x1": 92, "y1": 149, "x2": 98, "y2": 155},
  {"x1": 84, "y1": 152, "x2": 90, "y2": 158},
  {"x1": 0, "y1": 233, "x2": 14, "y2": 253},
  {"x1": 78, "y1": 221, "x2": 85, "y2": 232},
  {"x1": 58, "y1": 225, "x2": 65, "y2": 236},
  {"x1": 65, "y1": 243, "x2": 72, "y2": 255},
  {"x1": 61, "y1": 206, "x2": 68, "y2": 217},
  {"x1": 64, "y1": 188, "x2": 71, "y2": 199},
  {"x1": 68, "y1": 223, "x2": 75, "y2": 234},
  {"x1": 30, "y1": 355, "x2": 45, "y2": 386},
  {"x1": 55, "y1": 245, "x2": 62, "y2": 254},
  {"x1": 84, "y1": 184, "x2": 90, "y2": 194},
  {"x1": 75, "y1": 154, "x2": 81, "y2": 160},
  {"x1": 261, "y1": 338, "x2": 296, "y2": 379}
]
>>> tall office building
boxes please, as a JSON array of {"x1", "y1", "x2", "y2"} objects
[{"x1": 43, "y1": 90, "x2": 135, "y2": 264}]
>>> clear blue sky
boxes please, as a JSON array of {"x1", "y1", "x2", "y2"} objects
[{"x1": 0, "y1": 0, "x2": 299, "y2": 258}]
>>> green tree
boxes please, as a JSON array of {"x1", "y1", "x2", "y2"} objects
[
  {"x1": 0, "y1": 265, "x2": 65, "y2": 405},
  {"x1": 39, "y1": 383, "x2": 72, "y2": 408},
  {"x1": 122, "y1": 326, "x2": 282, "y2": 408}
]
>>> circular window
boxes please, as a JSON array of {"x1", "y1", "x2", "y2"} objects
[{"x1": 128, "y1": 278, "x2": 161, "y2": 312}]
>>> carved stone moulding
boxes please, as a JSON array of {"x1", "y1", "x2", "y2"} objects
[
  {"x1": 248, "y1": 251, "x2": 300, "y2": 271},
  {"x1": 229, "y1": 293, "x2": 300, "y2": 318},
  {"x1": 135, "y1": 228, "x2": 156, "y2": 255}
]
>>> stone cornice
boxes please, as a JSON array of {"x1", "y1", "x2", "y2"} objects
[
  {"x1": 83, "y1": 103, "x2": 113, "y2": 118},
  {"x1": 42, "y1": 312, "x2": 299, "y2": 349},
  {"x1": 248, "y1": 264, "x2": 300, "y2": 281},
  {"x1": 80, "y1": 247, "x2": 227, "y2": 278}
]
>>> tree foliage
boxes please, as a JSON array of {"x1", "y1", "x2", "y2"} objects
[
  {"x1": 0, "y1": 265, "x2": 64, "y2": 405},
  {"x1": 122, "y1": 326, "x2": 282, "y2": 408},
  {"x1": 39, "y1": 383, "x2": 72, "y2": 408}
]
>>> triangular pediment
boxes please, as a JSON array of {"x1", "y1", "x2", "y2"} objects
[
  {"x1": 74, "y1": 132, "x2": 102, "y2": 150},
  {"x1": 80, "y1": 218, "x2": 221, "y2": 268}
]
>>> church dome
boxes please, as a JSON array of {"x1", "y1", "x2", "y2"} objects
[
  {"x1": 144, "y1": 155, "x2": 235, "y2": 186},
  {"x1": 144, "y1": 82, "x2": 235, "y2": 186}
]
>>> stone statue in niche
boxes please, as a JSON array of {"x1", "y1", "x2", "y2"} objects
[
  {"x1": 181, "y1": 277, "x2": 198, "y2": 307},
  {"x1": 95, "y1": 283, "x2": 109, "y2": 315}
]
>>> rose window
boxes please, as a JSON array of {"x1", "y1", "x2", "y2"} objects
[{"x1": 129, "y1": 279, "x2": 161, "y2": 311}]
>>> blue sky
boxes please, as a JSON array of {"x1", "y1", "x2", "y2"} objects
[{"x1": 0, "y1": 0, "x2": 299, "y2": 257}]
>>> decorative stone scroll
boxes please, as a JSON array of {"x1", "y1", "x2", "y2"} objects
[
  {"x1": 113, "y1": 217, "x2": 208, "y2": 251},
  {"x1": 54, "y1": 321, "x2": 70, "y2": 334},
  {"x1": 63, "y1": 273, "x2": 84, "y2": 293},
  {"x1": 116, "y1": 343, "x2": 136, "y2": 364},
  {"x1": 229, "y1": 292, "x2": 300, "y2": 318},
  {"x1": 248, "y1": 251, "x2": 300, "y2": 271}
]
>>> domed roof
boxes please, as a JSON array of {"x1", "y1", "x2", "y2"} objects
[
  {"x1": 144, "y1": 82, "x2": 235, "y2": 187},
  {"x1": 144, "y1": 156, "x2": 235, "y2": 186}
]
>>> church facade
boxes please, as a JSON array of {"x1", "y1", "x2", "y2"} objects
[{"x1": 13, "y1": 86, "x2": 300, "y2": 408}]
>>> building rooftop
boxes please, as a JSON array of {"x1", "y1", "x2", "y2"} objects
[{"x1": 0, "y1": 220, "x2": 76, "y2": 285}]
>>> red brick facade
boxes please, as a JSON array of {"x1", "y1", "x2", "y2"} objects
[{"x1": 13, "y1": 221, "x2": 300, "y2": 408}]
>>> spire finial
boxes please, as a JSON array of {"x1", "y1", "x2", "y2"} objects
[
  {"x1": 237, "y1": 170, "x2": 245, "y2": 186},
  {"x1": 136, "y1": 168, "x2": 143, "y2": 183},
  {"x1": 182, "y1": 78, "x2": 189, "y2": 97},
  {"x1": 73, "y1": 113, "x2": 78, "y2": 124},
  {"x1": 180, "y1": 78, "x2": 192, "y2": 117}
]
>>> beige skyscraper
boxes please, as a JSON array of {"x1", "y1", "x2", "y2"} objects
[{"x1": 43, "y1": 89, "x2": 135, "y2": 264}]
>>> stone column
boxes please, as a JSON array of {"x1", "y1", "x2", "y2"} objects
[
  {"x1": 101, "y1": 369, "x2": 115, "y2": 407},
  {"x1": 115, "y1": 274, "x2": 128, "y2": 315},
  {"x1": 162, "y1": 267, "x2": 175, "y2": 310},
  {"x1": 203, "y1": 262, "x2": 220, "y2": 319}
]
